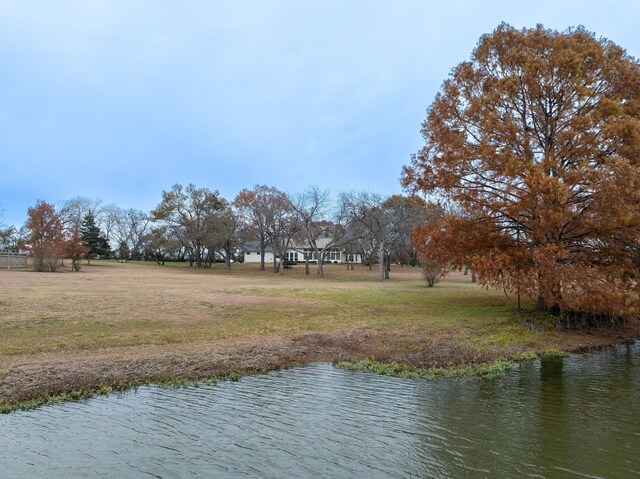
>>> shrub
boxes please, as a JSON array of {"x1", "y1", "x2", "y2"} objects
[{"x1": 421, "y1": 259, "x2": 441, "y2": 287}]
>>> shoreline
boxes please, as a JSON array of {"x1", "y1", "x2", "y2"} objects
[
  {"x1": 2, "y1": 326, "x2": 638, "y2": 414},
  {"x1": 2, "y1": 262, "x2": 639, "y2": 414}
]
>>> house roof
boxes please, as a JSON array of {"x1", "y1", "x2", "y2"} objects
[
  {"x1": 243, "y1": 240, "x2": 273, "y2": 253},
  {"x1": 243, "y1": 237, "x2": 341, "y2": 253}
]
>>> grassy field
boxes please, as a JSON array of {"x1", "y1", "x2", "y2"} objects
[{"x1": 1, "y1": 260, "x2": 637, "y2": 411}]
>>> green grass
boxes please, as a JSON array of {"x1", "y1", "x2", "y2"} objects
[
  {"x1": 0, "y1": 366, "x2": 280, "y2": 414},
  {"x1": 0, "y1": 261, "x2": 580, "y2": 356},
  {"x1": 2, "y1": 260, "x2": 620, "y2": 412},
  {"x1": 336, "y1": 349, "x2": 572, "y2": 381}
]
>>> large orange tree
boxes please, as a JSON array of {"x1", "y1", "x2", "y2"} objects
[{"x1": 403, "y1": 24, "x2": 640, "y2": 326}]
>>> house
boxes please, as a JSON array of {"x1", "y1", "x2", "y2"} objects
[
  {"x1": 242, "y1": 241, "x2": 276, "y2": 264},
  {"x1": 242, "y1": 239, "x2": 362, "y2": 264}
]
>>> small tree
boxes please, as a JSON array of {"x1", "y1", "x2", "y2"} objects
[
  {"x1": 421, "y1": 259, "x2": 441, "y2": 287},
  {"x1": 80, "y1": 212, "x2": 110, "y2": 264},
  {"x1": 65, "y1": 227, "x2": 89, "y2": 271},
  {"x1": 22, "y1": 200, "x2": 66, "y2": 272}
]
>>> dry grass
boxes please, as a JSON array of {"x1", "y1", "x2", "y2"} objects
[{"x1": 1, "y1": 260, "x2": 638, "y2": 409}]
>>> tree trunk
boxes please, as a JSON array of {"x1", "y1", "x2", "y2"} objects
[
  {"x1": 317, "y1": 251, "x2": 324, "y2": 278},
  {"x1": 471, "y1": 270, "x2": 477, "y2": 283},
  {"x1": 535, "y1": 270, "x2": 561, "y2": 314},
  {"x1": 305, "y1": 255, "x2": 310, "y2": 275},
  {"x1": 194, "y1": 244, "x2": 202, "y2": 268},
  {"x1": 224, "y1": 244, "x2": 232, "y2": 272},
  {"x1": 277, "y1": 255, "x2": 285, "y2": 274},
  {"x1": 259, "y1": 240, "x2": 266, "y2": 271},
  {"x1": 378, "y1": 242, "x2": 386, "y2": 281}
]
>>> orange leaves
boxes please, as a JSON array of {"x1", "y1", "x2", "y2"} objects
[
  {"x1": 23, "y1": 201, "x2": 65, "y2": 253},
  {"x1": 403, "y1": 23, "x2": 640, "y2": 320}
]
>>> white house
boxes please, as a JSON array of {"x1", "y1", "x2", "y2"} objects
[
  {"x1": 243, "y1": 241, "x2": 276, "y2": 264},
  {"x1": 242, "y1": 239, "x2": 362, "y2": 264}
]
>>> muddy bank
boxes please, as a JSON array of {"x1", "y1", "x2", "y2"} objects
[{"x1": 2, "y1": 323, "x2": 639, "y2": 411}]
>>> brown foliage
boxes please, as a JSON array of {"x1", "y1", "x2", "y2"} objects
[
  {"x1": 403, "y1": 24, "x2": 640, "y2": 323},
  {"x1": 21, "y1": 201, "x2": 90, "y2": 272},
  {"x1": 22, "y1": 201, "x2": 67, "y2": 271},
  {"x1": 421, "y1": 259, "x2": 441, "y2": 287},
  {"x1": 65, "y1": 227, "x2": 90, "y2": 271}
]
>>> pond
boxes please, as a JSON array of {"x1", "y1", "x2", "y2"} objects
[{"x1": 1, "y1": 343, "x2": 638, "y2": 478}]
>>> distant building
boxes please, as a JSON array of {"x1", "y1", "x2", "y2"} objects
[{"x1": 242, "y1": 239, "x2": 362, "y2": 264}]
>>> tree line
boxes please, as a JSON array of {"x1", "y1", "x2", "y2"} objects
[{"x1": 0, "y1": 186, "x2": 434, "y2": 280}]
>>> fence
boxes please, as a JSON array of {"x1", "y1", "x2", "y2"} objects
[{"x1": 0, "y1": 251, "x2": 29, "y2": 269}]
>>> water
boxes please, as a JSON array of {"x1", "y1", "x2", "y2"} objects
[{"x1": 1, "y1": 343, "x2": 639, "y2": 478}]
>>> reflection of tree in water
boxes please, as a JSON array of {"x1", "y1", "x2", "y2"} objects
[
  {"x1": 537, "y1": 346, "x2": 640, "y2": 478},
  {"x1": 400, "y1": 348, "x2": 640, "y2": 478},
  {"x1": 537, "y1": 357, "x2": 570, "y2": 476},
  {"x1": 408, "y1": 369, "x2": 544, "y2": 478}
]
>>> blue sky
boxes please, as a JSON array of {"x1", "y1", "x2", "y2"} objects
[{"x1": 1, "y1": 1, "x2": 639, "y2": 227}]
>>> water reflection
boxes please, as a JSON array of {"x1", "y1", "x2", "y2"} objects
[{"x1": 1, "y1": 343, "x2": 638, "y2": 478}]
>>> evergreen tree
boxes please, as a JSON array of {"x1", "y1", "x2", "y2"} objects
[{"x1": 80, "y1": 212, "x2": 110, "y2": 264}]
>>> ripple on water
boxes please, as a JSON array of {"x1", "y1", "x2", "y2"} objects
[{"x1": 1, "y1": 344, "x2": 639, "y2": 479}]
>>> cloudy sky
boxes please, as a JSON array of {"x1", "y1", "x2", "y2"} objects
[{"x1": 1, "y1": 0, "x2": 639, "y2": 226}]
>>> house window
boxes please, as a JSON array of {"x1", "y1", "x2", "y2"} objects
[{"x1": 286, "y1": 252, "x2": 298, "y2": 262}]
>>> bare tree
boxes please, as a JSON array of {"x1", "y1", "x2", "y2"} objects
[
  {"x1": 206, "y1": 206, "x2": 240, "y2": 272},
  {"x1": 292, "y1": 186, "x2": 349, "y2": 277},
  {"x1": 101, "y1": 206, "x2": 151, "y2": 260},
  {"x1": 342, "y1": 193, "x2": 424, "y2": 281},
  {"x1": 58, "y1": 197, "x2": 104, "y2": 231},
  {"x1": 265, "y1": 191, "x2": 297, "y2": 274},
  {"x1": 123, "y1": 209, "x2": 151, "y2": 260},
  {"x1": 234, "y1": 185, "x2": 298, "y2": 273},
  {"x1": 234, "y1": 185, "x2": 285, "y2": 272},
  {"x1": 147, "y1": 226, "x2": 182, "y2": 265}
]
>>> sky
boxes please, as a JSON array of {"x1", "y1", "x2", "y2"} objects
[{"x1": 1, "y1": 1, "x2": 639, "y2": 227}]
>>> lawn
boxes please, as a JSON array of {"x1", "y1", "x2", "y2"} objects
[{"x1": 0, "y1": 260, "x2": 636, "y2": 411}]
